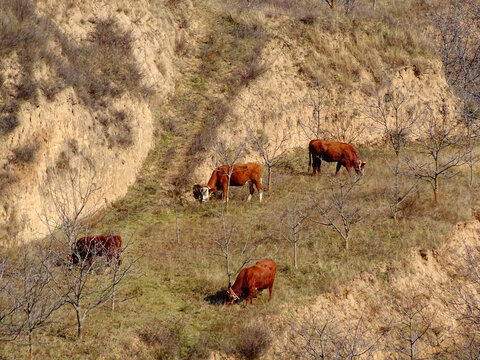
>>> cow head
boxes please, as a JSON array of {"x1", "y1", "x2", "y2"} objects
[
  {"x1": 67, "y1": 252, "x2": 79, "y2": 265},
  {"x1": 193, "y1": 184, "x2": 211, "y2": 203},
  {"x1": 226, "y1": 286, "x2": 240, "y2": 305},
  {"x1": 355, "y1": 160, "x2": 366, "y2": 175}
]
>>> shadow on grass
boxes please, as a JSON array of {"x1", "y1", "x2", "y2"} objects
[{"x1": 204, "y1": 288, "x2": 229, "y2": 305}]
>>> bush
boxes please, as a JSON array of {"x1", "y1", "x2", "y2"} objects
[
  {"x1": 0, "y1": 114, "x2": 19, "y2": 135},
  {"x1": 138, "y1": 320, "x2": 183, "y2": 359},
  {"x1": 9, "y1": 142, "x2": 39, "y2": 164},
  {"x1": 234, "y1": 323, "x2": 272, "y2": 360}
]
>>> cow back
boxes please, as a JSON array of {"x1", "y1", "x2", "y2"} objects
[
  {"x1": 73, "y1": 235, "x2": 122, "y2": 262},
  {"x1": 219, "y1": 163, "x2": 262, "y2": 187},
  {"x1": 246, "y1": 258, "x2": 276, "y2": 290},
  {"x1": 231, "y1": 259, "x2": 276, "y2": 298},
  {"x1": 310, "y1": 139, "x2": 359, "y2": 163}
]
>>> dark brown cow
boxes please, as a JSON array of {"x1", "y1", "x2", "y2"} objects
[
  {"x1": 227, "y1": 259, "x2": 276, "y2": 305},
  {"x1": 198, "y1": 163, "x2": 263, "y2": 202},
  {"x1": 308, "y1": 139, "x2": 366, "y2": 176},
  {"x1": 68, "y1": 235, "x2": 122, "y2": 267}
]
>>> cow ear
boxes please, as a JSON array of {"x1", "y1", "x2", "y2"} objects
[{"x1": 361, "y1": 162, "x2": 366, "y2": 168}]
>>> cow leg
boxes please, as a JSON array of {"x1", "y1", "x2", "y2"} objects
[
  {"x1": 313, "y1": 157, "x2": 321, "y2": 176},
  {"x1": 248, "y1": 181, "x2": 254, "y2": 201},
  {"x1": 252, "y1": 178, "x2": 263, "y2": 202},
  {"x1": 335, "y1": 162, "x2": 342, "y2": 176},
  {"x1": 247, "y1": 289, "x2": 254, "y2": 305},
  {"x1": 345, "y1": 163, "x2": 352, "y2": 175},
  {"x1": 269, "y1": 286, "x2": 273, "y2": 301}
]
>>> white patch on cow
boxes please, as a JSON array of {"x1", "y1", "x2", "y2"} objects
[
  {"x1": 247, "y1": 194, "x2": 252, "y2": 201},
  {"x1": 259, "y1": 192, "x2": 263, "y2": 202},
  {"x1": 200, "y1": 187, "x2": 210, "y2": 202}
]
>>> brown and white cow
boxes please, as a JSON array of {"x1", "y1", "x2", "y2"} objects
[
  {"x1": 227, "y1": 258, "x2": 276, "y2": 305},
  {"x1": 68, "y1": 235, "x2": 122, "y2": 268},
  {"x1": 308, "y1": 139, "x2": 366, "y2": 176},
  {"x1": 197, "y1": 163, "x2": 263, "y2": 203}
]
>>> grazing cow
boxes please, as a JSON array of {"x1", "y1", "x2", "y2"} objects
[
  {"x1": 308, "y1": 139, "x2": 366, "y2": 176},
  {"x1": 227, "y1": 259, "x2": 276, "y2": 305},
  {"x1": 68, "y1": 235, "x2": 122, "y2": 268},
  {"x1": 197, "y1": 163, "x2": 263, "y2": 203}
]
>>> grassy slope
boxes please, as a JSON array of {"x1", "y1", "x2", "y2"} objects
[{"x1": 2, "y1": 0, "x2": 477, "y2": 358}]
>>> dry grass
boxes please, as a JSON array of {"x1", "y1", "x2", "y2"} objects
[{"x1": 1, "y1": 140, "x2": 475, "y2": 358}]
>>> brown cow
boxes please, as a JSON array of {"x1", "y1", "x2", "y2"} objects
[
  {"x1": 308, "y1": 139, "x2": 366, "y2": 176},
  {"x1": 227, "y1": 259, "x2": 276, "y2": 305},
  {"x1": 68, "y1": 235, "x2": 122, "y2": 268},
  {"x1": 198, "y1": 163, "x2": 263, "y2": 202}
]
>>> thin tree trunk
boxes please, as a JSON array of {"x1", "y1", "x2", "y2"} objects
[
  {"x1": 76, "y1": 309, "x2": 82, "y2": 338},
  {"x1": 267, "y1": 166, "x2": 272, "y2": 192},
  {"x1": 111, "y1": 278, "x2": 116, "y2": 312},
  {"x1": 393, "y1": 155, "x2": 400, "y2": 221},
  {"x1": 434, "y1": 177, "x2": 439, "y2": 204},
  {"x1": 293, "y1": 241, "x2": 297, "y2": 269},
  {"x1": 175, "y1": 211, "x2": 180, "y2": 243},
  {"x1": 410, "y1": 318, "x2": 415, "y2": 360},
  {"x1": 29, "y1": 330, "x2": 33, "y2": 359}
]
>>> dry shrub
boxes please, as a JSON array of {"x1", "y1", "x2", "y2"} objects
[
  {"x1": 234, "y1": 323, "x2": 272, "y2": 360},
  {"x1": 399, "y1": 193, "x2": 425, "y2": 219},
  {"x1": 0, "y1": 114, "x2": 19, "y2": 135},
  {"x1": 235, "y1": 57, "x2": 269, "y2": 86},
  {"x1": 9, "y1": 142, "x2": 39, "y2": 165},
  {"x1": 175, "y1": 30, "x2": 191, "y2": 56},
  {"x1": 100, "y1": 110, "x2": 133, "y2": 148},
  {"x1": 138, "y1": 319, "x2": 183, "y2": 359},
  {"x1": 0, "y1": 168, "x2": 17, "y2": 191}
]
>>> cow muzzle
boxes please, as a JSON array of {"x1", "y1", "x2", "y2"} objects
[
  {"x1": 200, "y1": 187, "x2": 210, "y2": 202},
  {"x1": 356, "y1": 160, "x2": 366, "y2": 175}
]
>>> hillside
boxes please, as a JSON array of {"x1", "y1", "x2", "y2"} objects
[{"x1": 1, "y1": 0, "x2": 480, "y2": 359}]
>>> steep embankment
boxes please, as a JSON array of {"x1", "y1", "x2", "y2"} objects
[
  {"x1": 271, "y1": 219, "x2": 480, "y2": 358},
  {"x1": 0, "y1": 0, "x2": 176, "y2": 242}
]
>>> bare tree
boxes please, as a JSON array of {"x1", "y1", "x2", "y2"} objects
[
  {"x1": 278, "y1": 198, "x2": 310, "y2": 269},
  {"x1": 214, "y1": 139, "x2": 246, "y2": 204},
  {"x1": 449, "y1": 240, "x2": 480, "y2": 358},
  {"x1": 0, "y1": 257, "x2": 21, "y2": 342},
  {"x1": 385, "y1": 285, "x2": 438, "y2": 360},
  {"x1": 406, "y1": 102, "x2": 467, "y2": 203},
  {"x1": 42, "y1": 158, "x2": 100, "y2": 249},
  {"x1": 340, "y1": 0, "x2": 358, "y2": 15},
  {"x1": 41, "y1": 159, "x2": 132, "y2": 337},
  {"x1": 288, "y1": 311, "x2": 379, "y2": 359},
  {"x1": 210, "y1": 208, "x2": 270, "y2": 287},
  {"x1": 360, "y1": 89, "x2": 420, "y2": 220},
  {"x1": 246, "y1": 124, "x2": 290, "y2": 192},
  {"x1": 432, "y1": 0, "x2": 480, "y2": 186},
  {"x1": 298, "y1": 83, "x2": 331, "y2": 141},
  {"x1": 8, "y1": 243, "x2": 63, "y2": 358},
  {"x1": 311, "y1": 176, "x2": 363, "y2": 250},
  {"x1": 328, "y1": 109, "x2": 366, "y2": 144}
]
